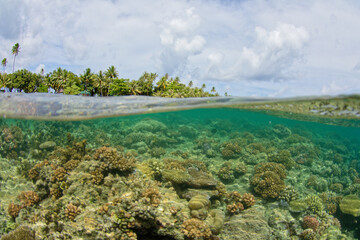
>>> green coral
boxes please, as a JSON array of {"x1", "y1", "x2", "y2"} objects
[
  {"x1": 304, "y1": 195, "x2": 324, "y2": 215},
  {"x1": 289, "y1": 200, "x2": 308, "y2": 213},
  {"x1": 162, "y1": 169, "x2": 191, "y2": 184},
  {"x1": 339, "y1": 195, "x2": 360, "y2": 217}
]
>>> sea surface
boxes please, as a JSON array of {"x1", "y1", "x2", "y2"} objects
[{"x1": 0, "y1": 94, "x2": 360, "y2": 239}]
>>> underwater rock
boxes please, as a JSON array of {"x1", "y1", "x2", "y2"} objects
[
  {"x1": 339, "y1": 195, "x2": 360, "y2": 217},
  {"x1": 162, "y1": 169, "x2": 191, "y2": 184},
  {"x1": 220, "y1": 206, "x2": 271, "y2": 240},
  {"x1": 164, "y1": 167, "x2": 218, "y2": 190},
  {"x1": 266, "y1": 208, "x2": 297, "y2": 239},
  {"x1": 187, "y1": 167, "x2": 218, "y2": 189},
  {"x1": 179, "y1": 188, "x2": 219, "y2": 201},
  {"x1": 39, "y1": 141, "x2": 56, "y2": 149}
]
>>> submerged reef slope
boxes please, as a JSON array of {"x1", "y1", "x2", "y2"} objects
[{"x1": 0, "y1": 106, "x2": 360, "y2": 239}]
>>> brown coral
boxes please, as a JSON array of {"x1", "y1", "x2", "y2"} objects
[
  {"x1": 28, "y1": 160, "x2": 49, "y2": 180},
  {"x1": 18, "y1": 191, "x2": 40, "y2": 207},
  {"x1": 142, "y1": 188, "x2": 162, "y2": 207},
  {"x1": 91, "y1": 168, "x2": 105, "y2": 184},
  {"x1": 242, "y1": 193, "x2": 256, "y2": 208},
  {"x1": 251, "y1": 171, "x2": 285, "y2": 199},
  {"x1": 251, "y1": 162, "x2": 286, "y2": 199},
  {"x1": 94, "y1": 147, "x2": 136, "y2": 172},
  {"x1": 254, "y1": 162, "x2": 286, "y2": 179},
  {"x1": 226, "y1": 202, "x2": 244, "y2": 215},
  {"x1": 51, "y1": 167, "x2": 67, "y2": 182},
  {"x1": 63, "y1": 159, "x2": 80, "y2": 171},
  {"x1": 221, "y1": 141, "x2": 242, "y2": 159},
  {"x1": 302, "y1": 216, "x2": 319, "y2": 231},
  {"x1": 65, "y1": 203, "x2": 81, "y2": 221},
  {"x1": 7, "y1": 202, "x2": 22, "y2": 219},
  {"x1": 181, "y1": 218, "x2": 212, "y2": 240}
]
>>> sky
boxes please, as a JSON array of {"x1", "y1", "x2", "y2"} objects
[{"x1": 0, "y1": 0, "x2": 360, "y2": 97}]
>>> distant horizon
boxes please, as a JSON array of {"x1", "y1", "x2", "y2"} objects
[{"x1": 1, "y1": 0, "x2": 360, "y2": 97}]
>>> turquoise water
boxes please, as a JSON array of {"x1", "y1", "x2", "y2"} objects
[{"x1": 1, "y1": 107, "x2": 360, "y2": 239}]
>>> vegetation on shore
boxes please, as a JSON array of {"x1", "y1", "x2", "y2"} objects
[{"x1": 1, "y1": 43, "x2": 218, "y2": 97}]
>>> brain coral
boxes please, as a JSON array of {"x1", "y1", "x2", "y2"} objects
[{"x1": 188, "y1": 195, "x2": 210, "y2": 211}]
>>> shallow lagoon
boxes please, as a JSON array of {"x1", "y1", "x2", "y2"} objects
[{"x1": 1, "y1": 95, "x2": 360, "y2": 239}]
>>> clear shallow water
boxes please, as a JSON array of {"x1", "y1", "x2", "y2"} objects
[{"x1": 1, "y1": 97, "x2": 360, "y2": 239}]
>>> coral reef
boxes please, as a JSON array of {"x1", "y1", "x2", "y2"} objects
[{"x1": 1, "y1": 104, "x2": 360, "y2": 239}]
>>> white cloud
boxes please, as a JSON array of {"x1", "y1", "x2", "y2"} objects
[
  {"x1": 160, "y1": 7, "x2": 206, "y2": 74},
  {"x1": 205, "y1": 23, "x2": 309, "y2": 81}
]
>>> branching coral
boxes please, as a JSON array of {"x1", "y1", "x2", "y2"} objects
[
  {"x1": 224, "y1": 191, "x2": 256, "y2": 215},
  {"x1": 65, "y1": 203, "x2": 81, "y2": 221},
  {"x1": 226, "y1": 202, "x2": 244, "y2": 215},
  {"x1": 7, "y1": 202, "x2": 22, "y2": 219},
  {"x1": 305, "y1": 195, "x2": 325, "y2": 215},
  {"x1": 220, "y1": 141, "x2": 242, "y2": 159},
  {"x1": 181, "y1": 218, "x2": 212, "y2": 240},
  {"x1": 18, "y1": 191, "x2": 40, "y2": 207},
  {"x1": 251, "y1": 162, "x2": 286, "y2": 199},
  {"x1": 142, "y1": 188, "x2": 162, "y2": 207},
  {"x1": 242, "y1": 193, "x2": 256, "y2": 208},
  {"x1": 91, "y1": 147, "x2": 136, "y2": 184}
]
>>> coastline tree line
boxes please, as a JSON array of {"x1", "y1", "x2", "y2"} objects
[{"x1": 1, "y1": 43, "x2": 219, "y2": 97}]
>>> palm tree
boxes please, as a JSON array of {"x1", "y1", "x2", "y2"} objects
[
  {"x1": 188, "y1": 80, "x2": 193, "y2": 88},
  {"x1": 156, "y1": 73, "x2": 169, "y2": 91},
  {"x1": 105, "y1": 65, "x2": 118, "y2": 79},
  {"x1": 49, "y1": 67, "x2": 69, "y2": 92},
  {"x1": 128, "y1": 80, "x2": 141, "y2": 95},
  {"x1": 105, "y1": 66, "x2": 118, "y2": 95},
  {"x1": 80, "y1": 68, "x2": 94, "y2": 93},
  {"x1": 1, "y1": 58, "x2": 7, "y2": 73},
  {"x1": 12, "y1": 43, "x2": 20, "y2": 73},
  {"x1": 93, "y1": 70, "x2": 108, "y2": 96}
]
